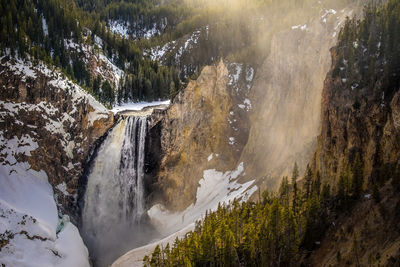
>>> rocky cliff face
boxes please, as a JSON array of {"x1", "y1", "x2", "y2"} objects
[
  {"x1": 239, "y1": 5, "x2": 358, "y2": 190},
  {"x1": 313, "y1": 47, "x2": 400, "y2": 187},
  {"x1": 308, "y1": 13, "x2": 400, "y2": 264},
  {"x1": 0, "y1": 56, "x2": 114, "y2": 220},
  {"x1": 147, "y1": 60, "x2": 252, "y2": 211},
  {"x1": 145, "y1": 2, "x2": 365, "y2": 210}
]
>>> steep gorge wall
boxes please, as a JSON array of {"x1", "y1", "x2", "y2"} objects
[
  {"x1": 307, "y1": 6, "x2": 400, "y2": 263},
  {"x1": 239, "y1": 5, "x2": 358, "y2": 190},
  {"x1": 0, "y1": 57, "x2": 114, "y2": 220},
  {"x1": 145, "y1": 1, "x2": 366, "y2": 210},
  {"x1": 313, "y1": 47, "x2": 400, "y2": 187},
  {"x1": 147, "y1": 61, "x2": 251, "y2": 211}
]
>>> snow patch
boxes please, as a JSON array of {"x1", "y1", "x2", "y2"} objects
[
  {"x1": 145, "y1": 40, "x2": 176, "y2": 62},
  {"x1": 63, "y1": 38, "x2": 124, "y2": 89},
  {"x1": 246, "y1": 67, "x2": 254, "y2": 83},
  {"x1": 1, "y1": 58, "x2": 37, "y2": 82},
  {"x1": 0, "y1": 133, "x2": 89, "y2": 266},
  {"x1": 147, "y1": 162, "x2": 257, "y2": 236},
  {"x1": 351, "y1": 83, "x2": 359, "y2": 90},
  {"x1": 184, "y1": 30, "x2": 201, "y2": 50},
  {"x1": 0, "y1": 100, "x2": 83, "y2": 157},
  {"x1": 292, "y1": 24, "x2": 308, "y2": 31},
  {"x1": 229, "y1": 137, "x2": 235, "y2": 145},
  {"x1": 41, "y1": 16, "x2": 48, "y2": 36},
  {"x1": 64, "y1": 39, "x2": 80, "y2": 50},
  {"x1": 54, "y1": 223, "x2": 90, "y2": 267},
  {"x1": 239, "y1": 98, "x2": 252, "y2": 111},
  {"x1": 0, "y1": 134, "x2": 38, "y2": 162},
  {"x1": 321, "y1": 8, "x2": 337, "y2": 23},
  {"x1": 112, "y1": 100, "x2": 170, "y2": 114},
  {"x1": 56, "y1": 182, "x2": 71, "y2": 196},
  {"x1": 108, "y1": 20, "x2": 130, "y2": 38},
  {"x1": 97, "y1": 52, "x2": 124, "y2": 88},
  {"x1": 143, "y1": 23, "x2": 161, "y2": 39},
  {"x1": 94, "y1": 35, "x2": 103, "y2": 48},
  {"x1": 229, "y1": 63, "x2": 242, "y2": 87}
]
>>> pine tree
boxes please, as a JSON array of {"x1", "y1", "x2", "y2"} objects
[
  {"x1": 292, "y1": 162, "x2": 299, "y2": 214},
  {"x1": 92, "y1": 76, "x2": 101, "y2": 95},
  {"x1": 150, "y1": 245, "x2": 162, "y2": 266},
  {"x1": 351, "y1": 154, "x2": 363, "y2": 199},
  {"x1": 337, "y1": 166, "x2": 351, "y2": 210},
  {"x1": 101, "y1": 80, "x2": 114, "y2": 106},
  {"x1": 314, "y1": 171, "x2": 321, "y2": 197},
  {"x1": 304, "y1": 164, "x2": 313, "y2": 199},
  {"x1": 321, "y1": 183, "x2": 330, "y2": 202},
  {"x1": 279, "y1": 176, "x2": 290, "y2": 207}
]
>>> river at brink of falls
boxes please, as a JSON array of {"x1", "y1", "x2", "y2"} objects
[{"x1": 81, "y1": 116, "x2": 157, "y2": 267}]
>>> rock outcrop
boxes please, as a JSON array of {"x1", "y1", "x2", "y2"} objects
[
  {"x1": 147, "y1": 60, "x2": 251, "y2": 211},
  {"x1": 308, "y1": 14, "x2": 400, "y2": 264},
  {"x1": 0, "y1": 56, "x2": 114, "y2": 220},
  {"x1": 313, "y1": 47, "x2": 400, "y2": 187}
]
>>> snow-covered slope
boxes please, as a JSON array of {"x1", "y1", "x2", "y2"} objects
[
  {"x1": 0, "y1": 55, "x2": 114, "y2": 266},
  {"x1": 148, "y1": 162, "x2": 257, "y2": 235},
  {"x1": 0, "y1": 129, "x2": 89, "y2": 267},
  {"x1": 108, "y1": 19, "x2": 166, "y2": 40}
]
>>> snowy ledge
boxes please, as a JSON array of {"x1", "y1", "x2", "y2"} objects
[{"x1": 111, "y1": 100, "x2": 171, "y2": 114}]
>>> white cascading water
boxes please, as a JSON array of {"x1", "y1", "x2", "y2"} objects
[{"x1": 81, "y1": 116, "x2": 154, "y2": 267}]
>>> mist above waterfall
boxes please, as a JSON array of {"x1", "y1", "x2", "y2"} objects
[{"x1": 81, "y1": 116, "x2": 157, "y2": 267}]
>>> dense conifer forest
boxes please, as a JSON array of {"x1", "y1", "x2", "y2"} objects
[
  {"x1": 0, "y1": 0, "x2": 182, "y2": 105},
  {"x1": 334, "y1": 0, "x2": 400, "y2": 98},
  {"x1": 145, "y1": 159, "x2": 400, "y2": 266}
]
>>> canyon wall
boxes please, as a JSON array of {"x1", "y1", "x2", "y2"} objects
[
  {"x1": 239, "y1": 5, "x2": 358, "y2": 190},
  {"x1": 0, "y1": 57, "x2": 114, "y2": 220},
  {"x1": 147, "y1": 60, "x2": 252, "y2": 211},
  {"x1": 145, "y1": 1, "x2": 365, "y2": 211},
  {"x1": 314, "y1": 48, "x2": 400, "y2": 187}
]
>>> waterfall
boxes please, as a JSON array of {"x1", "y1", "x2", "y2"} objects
[
  {"x1": 81, "y1": 116, "x2": 154, "y2": 266},
  {"x1": 118, "y1": 116, "x2": 147, "y2": 223}
]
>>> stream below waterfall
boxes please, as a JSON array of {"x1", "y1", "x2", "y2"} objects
[{"x1": 81, "y1": 116, "x2": 158, "y2": 267}]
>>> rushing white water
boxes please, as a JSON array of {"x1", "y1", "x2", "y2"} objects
[{"x1": 82, "y1": 116, "x2": 154, "y2": 267}]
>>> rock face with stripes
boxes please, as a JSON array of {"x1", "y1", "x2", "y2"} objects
[{"x1": 0, "y1": 57, "x2": 114, "y2": 220}]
